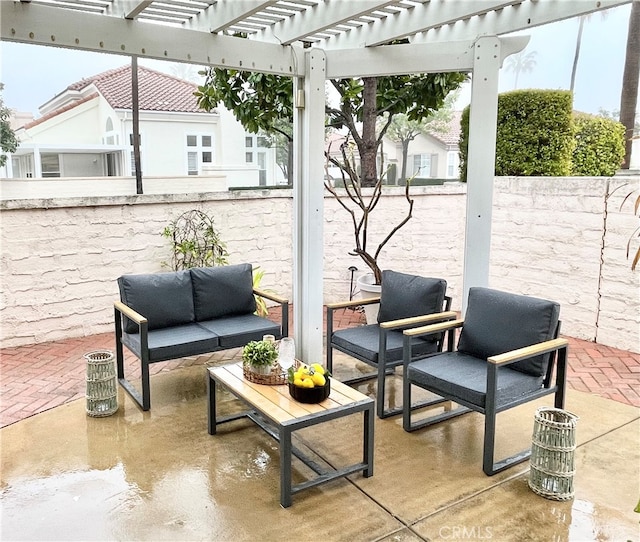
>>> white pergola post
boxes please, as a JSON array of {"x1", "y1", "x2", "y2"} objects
[
  {"x1": 292, "y1": 49, "x2": 326, "y2": 363},
  {"x1": 462, "y1": 36, "x2": 502, "y2": 313}
]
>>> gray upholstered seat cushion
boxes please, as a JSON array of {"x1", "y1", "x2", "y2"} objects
[
  {"x1": 197, "y1": 314, "x2": 281, "y2": 349},
  {"x1": 457, "y1": 287, "x2": 560, "y2": 377},
  {"x1": 333, "y1": 325, "x2": 440, "y2": 364},
  {"x1": 122, "y1": 324, "x2": 219, "y2": 363},
  {"x1": 407, "y1": 352, "x2": 543, "y2": 409},
  {"x1": 377, "y1": 270, "x2": 447, "y2": 324},
  {"x1": 118, "y1": 271, "x2": 195, "y2": 333},
  {"x1": 191, "y1": 264, "x2": 257, "y2": 321}
]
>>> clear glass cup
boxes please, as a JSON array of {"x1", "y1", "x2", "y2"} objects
[{"x1": 278, "y1": 337, "x2": 296, "y2": 372}]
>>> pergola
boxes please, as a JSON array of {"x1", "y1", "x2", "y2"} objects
[{"x1": 1, "y1": 0, "x2": 631, "y2": 362}]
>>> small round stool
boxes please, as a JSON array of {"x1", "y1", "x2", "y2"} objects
[{"x1": 85, "y1": 350, "x2": 118, "y2": 417}]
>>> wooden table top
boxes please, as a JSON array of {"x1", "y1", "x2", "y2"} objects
[{"x1": 208, "y1": 363, "x2": 373, "y2": 426}]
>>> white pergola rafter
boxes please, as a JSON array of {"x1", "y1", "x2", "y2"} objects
[{"x1": 2, "y1": 0, "x2": 632, "y2": 362}]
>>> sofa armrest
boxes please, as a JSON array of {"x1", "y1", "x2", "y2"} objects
[
  {"x1": 403, "y1": 318, "x2": 465, "y2": 339},
  {"x1": 114, "y1": 300, "x2": 147, "y2": 326},
  {"x1": 253, "y1": 288, "x2": 289, "y2": 337},
  {"x1": 326, "y1": 297, "x2": 380, "y2": 311}
]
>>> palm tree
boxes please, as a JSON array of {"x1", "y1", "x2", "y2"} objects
[
  {"x1": 570, "y1": 11, "x2": 609, "y2": 93},
  {"x1": 505, "y1": 50, "x2": 537, "y2": 89},
  {"x1": 619, "y1": 1, "x2": 640, "y2": 169}
]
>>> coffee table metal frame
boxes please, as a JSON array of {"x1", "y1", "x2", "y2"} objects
[{"x1": 207, "y1": 363, "x2": 374, "y2": 507}]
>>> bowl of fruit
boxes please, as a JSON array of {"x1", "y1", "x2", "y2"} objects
[{"x1": 287, "y1": 363, "x2": 331, "y2": 403}]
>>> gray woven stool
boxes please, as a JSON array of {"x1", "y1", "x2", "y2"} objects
[{"x1": 85, "y1": 350, "x2": 118, "y2": 417}]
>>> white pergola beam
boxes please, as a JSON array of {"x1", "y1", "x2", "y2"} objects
[
  {"x1": 0, "y1": 1, "x2": 305, "y2": 76},
  {"x1": 108, "y1": 0, "x2": 153, "y2": 19},
  {"x1": 293, "y1": 49, "x2": 327, "y2": 363},
  {"x1": 324, "y1": 0, "x2": 519, "y2": 49},
  {"x1": 325, "y1": 35, "x2": 528, "y2": 79},
  {"x1": 256, "y1": 0, "x2": 397, "y2": 45},
  {"x1": 415, "y1": 0, "x2": 632, "y2": 44},
  {"x1": 462, "y1": 35, "x2": 503, "y2": 312},
  {"x1": 207, "y1": 0, "x2": 279, "y2": 33}
]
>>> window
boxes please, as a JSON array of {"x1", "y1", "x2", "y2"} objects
[
  {"x1": 185, "y1": 134, "x2": 214, "y2": 175},
  {"x1": 446, "y1": 151, "x2": 459, "y2": 178},
  {"x1": 41, "y1": 153, "x2": 61, "y2": 178},
  {"x1": 413, "y1": 153, "x2": 439, "y2": 178},
  {"x1": 246, "y1": 152, "x2": 253, "y2": 163}
]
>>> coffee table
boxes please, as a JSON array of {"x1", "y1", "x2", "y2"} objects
[{"x1": 207, "y1": 363, "x2": 374, "y2": 507}]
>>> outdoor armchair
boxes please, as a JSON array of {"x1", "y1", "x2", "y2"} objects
[
  {"x1": 402, "y1": 287, "x2": 568, "y2": 475},
  {"x1": 326, "y1": 270, "x2": 455, "y2": 418}
]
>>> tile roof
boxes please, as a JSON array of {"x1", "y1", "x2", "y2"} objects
[
  {"x1": 67, "y1": 65, "x2": 206, "y2": 113},
  {"x1": 23, "y1": 92, "x2": 100, "y2": 130},
  {"x1": 433, "y1": 110, "x2": 462, "y2": 146}
]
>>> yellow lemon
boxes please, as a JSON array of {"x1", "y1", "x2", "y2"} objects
[
  {"x1": 293, "y1": 378, "x2": 304, "y2": 387},
  {"x1": 301, "y1": 378, "x2": 315, "y2": 388},
  {"x1": 311, "y1": 363, "x2": 325, "y2": 375},
  {"x1": 311, "y1": 373, "x2": 326, "y2": 386}
]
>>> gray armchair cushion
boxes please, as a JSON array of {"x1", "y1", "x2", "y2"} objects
[
  {"x1": 407, "y1": 352, "x2": 544, "y2": 408},
  {"x1": 457, "y1": 287, "x2": 560, "y2": 377},
  {"x1": 118, "y1": 271, "x2": 195, "y2": 333},
  {"x1": 377, "y1": 270, "x2": 447, "y2": 324},
  {"x1": 333, "y1": 324, "x2": 440, "y2": 364},
  {"x1": 191, "y1": 264, "x2": 256, "y2": 321}
]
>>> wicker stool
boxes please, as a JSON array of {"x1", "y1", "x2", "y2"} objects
[
  {"x1": 528, "y1": 407, "x2": 579, "y2": 501},
  {"x1": 85, "y1": 350, "x2": 118, "y2": 417}
]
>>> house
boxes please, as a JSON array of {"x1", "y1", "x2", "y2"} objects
[
  {"x1": 324, "y1": 111, "x2": 462, "y2": 185},
  {"x1": 3, "y1": 65, "x2": 284, "y2": 187}
]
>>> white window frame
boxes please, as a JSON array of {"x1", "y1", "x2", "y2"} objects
[{"x1": 186, "y1": 133, "x2": 214, "y2": 175}]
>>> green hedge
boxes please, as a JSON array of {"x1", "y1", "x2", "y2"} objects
[
  {"x1": 460, "y1": 89, "x2": 575, "y2": 181},
  {"x1": 572, "y1": 113, "x2": 625, "y2": 176}
]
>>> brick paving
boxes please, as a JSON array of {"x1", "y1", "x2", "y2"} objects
[{"x1": 1, "y1": 306, "x2": 638, "y2": 428}]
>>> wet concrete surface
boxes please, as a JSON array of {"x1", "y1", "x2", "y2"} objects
[{"x1": 1, "y1": 355, "x2": 639, "y2": 541}]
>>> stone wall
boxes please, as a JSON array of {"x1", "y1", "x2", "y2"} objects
[{"x1": 1, "y1": 176, "x2": 638, "y2": 352}]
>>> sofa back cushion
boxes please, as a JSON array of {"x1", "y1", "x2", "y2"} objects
[
  {"x1": 457, "y1": 287, "x2": 560, "y2": 377},
  {"x1": 118, "y1": 270, "x2": 195, "y2": 333},
  {"x1": 191, "y1": 264, "x2": 256, "y2": 321},
  {"x1": 377, "y1": 270, "x2": 447, "y2": 324}
]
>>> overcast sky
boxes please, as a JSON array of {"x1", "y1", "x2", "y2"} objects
[{"x1": 1, "y1": 3, "x2": 635, "y2": 118}]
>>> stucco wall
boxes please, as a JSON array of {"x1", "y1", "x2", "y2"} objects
[{"x1": 1, "y1": 176, "x2": 638, "y2": 352}]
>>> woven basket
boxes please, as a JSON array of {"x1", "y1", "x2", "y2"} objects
[
  {"x1": 528, "y1": 407, "x2": 579, "y2": 501},
  {"x1": 85, "y1": 350, "x2": 118, "y2": 417},
  {"x1": 243, "y1": 363, "x2": 288, "y2": 385}
]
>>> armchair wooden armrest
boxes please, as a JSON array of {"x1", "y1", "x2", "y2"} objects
[
  {"x1": 380, "y1": 311, "x2": 457, "y2": 330},
  {"x1": 326, "y1": 297, "x2": 380, "y2": 310},
  {"x1": 403, "y1": 318, "x2": 465, "y2": 339},
  {"x1": 487, "y1": 337, "x2": 569, "y2": 366}
]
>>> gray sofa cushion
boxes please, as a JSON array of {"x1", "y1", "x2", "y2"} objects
[
  {"x1": 457, "y1": 287, "x2": 560, "y2": 377},
  {"x1": 191, "y1": 264, "x2": 256, "y2": 321},
  {"x1": 122, "y1": 324, "x2": 219, "y2": 363},
  {"x1": 407, "y1": 352, "x2": 543, "y2": 408},
  {"x1": 377, "y1": 270, "x2": 447, "y2": 324},
  {"x1": 118, "y1": 271, "x2": 195, "y2": 333},
  {"x1": 333, "y1": 325, "x2": 439, "y2": 364},
  {"x1": 197, "y1": 314, "x2": 281, "y2": 349}
]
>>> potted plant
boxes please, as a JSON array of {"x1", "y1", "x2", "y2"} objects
[{"x1": 242, "y1": 339, "x2": 279, "y2": 375}]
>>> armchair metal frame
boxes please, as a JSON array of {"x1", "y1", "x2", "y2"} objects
[
  {"x1": 402, "y1": 319, "x2": 568, "y2": 475},
  {"x1": 326, "y1": 295, "x2": 455, "y2": 418}
]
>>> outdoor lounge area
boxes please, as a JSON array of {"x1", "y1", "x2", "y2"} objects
[{"x1": 1, "y1": 307, "x2": 638, "y2": 540}]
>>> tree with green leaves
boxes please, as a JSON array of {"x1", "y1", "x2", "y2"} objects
[
  {"x1": 196, "y1": 64, "x2": 466, "y2": 283},
  {"x1": 0, "y1": 83, "x2": 19, "y2": 168}
]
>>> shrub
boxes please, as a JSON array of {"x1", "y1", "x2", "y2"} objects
[
  {"x1": 572, "y1": 113, "x2": 625, "y2": 176},
  {"x1": 459, "y1": 89, "x2": 575, "y2": 180}
]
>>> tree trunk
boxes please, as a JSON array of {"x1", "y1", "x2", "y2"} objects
[
  {"x1": 401, "y1": 139, "x2": 410, "y2": 180},
  {"x1": 359, "y1": 77, "x2": 379, "y2": 187},
  {"x1": 620, "y1": 1, "x2": 640, "y2": 170},
  {"x1": 570, "y1": 17, "x2": 585, "y2": 93}
]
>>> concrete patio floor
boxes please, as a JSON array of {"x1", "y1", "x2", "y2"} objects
[{"x1": 1, "y1": 338, "x2": 639, "y2": 541}]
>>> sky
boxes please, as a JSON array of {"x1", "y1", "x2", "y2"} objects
[{"x1": 0, "y1": 3, "x2": 635, "y2": 118}]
